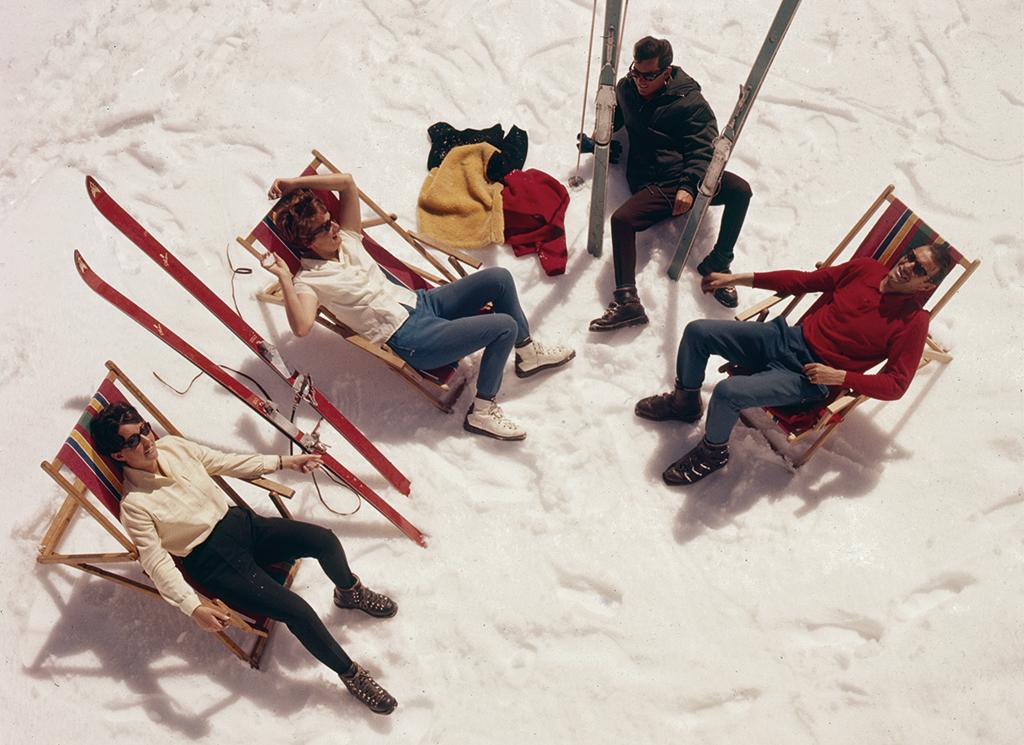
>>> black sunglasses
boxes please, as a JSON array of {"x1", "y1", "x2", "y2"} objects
[
  {"x1": 306, "y1": 215, "x2": 335, "y2": 243},
  {"x1": 629, "y1": 62, "x2": 668, "y2": 82},
  {"x1": 903, "y1": 251, "x2": 932, "y2": 278},
  {"x1": 119, "y1": 421, "x2": 153, "y2": 451}
]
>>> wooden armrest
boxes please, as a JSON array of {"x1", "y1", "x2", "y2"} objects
[
  {"x1": 410, "y1": 231, "x2": 483, "y2": 269},
  {"x1": 735, "y1": 294, "x2": 785, "y2": 321},
  {"x1": 247, "y1": 477, "x2": 294, "y2": 499},
  {"x1": 825, "y1": 393, "x2": 861, "y2": 416}
]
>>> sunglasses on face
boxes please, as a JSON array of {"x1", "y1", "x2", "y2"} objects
[
  {"x1": 902, "y1": 252, "x2": 932, "y2": 278},
  {"x1": 629, "y1": 62, "x2": 668, "y2": 82},
  {"x1": 119, "y1": 421, "x2": 153, "y2": 451},
  {"x1": 306, "y1": 216, "x2": 335, "y2": 243}
]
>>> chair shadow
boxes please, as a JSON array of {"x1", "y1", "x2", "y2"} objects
[
  {"x1": 25, "y1": 566, "x2": 400, "y2": 739},
  {"x1": 633, "y1": 361, "x2": 951, "y2": 545}
]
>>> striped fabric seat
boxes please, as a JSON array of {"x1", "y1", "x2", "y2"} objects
[
  {"x1": 57, "y1": 377, "x2": 293, "y2": 626},
  {"x1": 57, "y1": 378, "x2": 128, "y2": 517},
  {"x1": 761, "y1": 199, "x2": 962, "y2": 436}
]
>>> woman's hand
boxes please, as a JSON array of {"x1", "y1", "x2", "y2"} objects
[
  {"x1": 262, "y1": 253, "x2": 293, "y2": 282},
  {"x1": 192, "y1": 602, "x2": 231, "y2": 632},
  {"x1": 268, "y1": 178, "x2": 296, "y2": 200},
  {"x1": 281, "y1": 453, "x2": 324, "y2": 473}
]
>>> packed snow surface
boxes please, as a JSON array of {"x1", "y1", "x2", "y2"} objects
[{"x1": 2, "y1": 1, "x2": 1022, "y2": 743}]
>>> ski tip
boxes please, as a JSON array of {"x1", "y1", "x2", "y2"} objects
[
  {"x1": 73, "y1": 249, "x2": 88, "y2": 275},
  {"x1": 85, "y1": 175, "x2": 104, "y2": 201}
]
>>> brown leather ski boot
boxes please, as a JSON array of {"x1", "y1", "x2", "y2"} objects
[
  {"x1": 341, "y1": 662, "x2": 398, "y2": 715},
  {"x1": 589, "y1": 286, "x2": 649, "y2": 331},
  {"x1": 635, "y1": 385, "x2": 703, "y2": 423},
  {"x1": 334, "y1": 574, "x2": 398, "y2": 618}
]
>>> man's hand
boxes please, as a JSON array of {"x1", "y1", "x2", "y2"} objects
[
  {"x1": 281, "y1": 453, "x2": 324, "y2": 473},
  {"x1": 267, "y1": 178, "x2": 296, "y2": 200},
  {"x1": 192, "y1": 603, "x2": 231, "y2": 632},
  {"x1": 802, "y1": 363, "x2": 846, "y2": 386},
  {"x1": 673, "y1": 189, "x2": 694, "y2": 216}
]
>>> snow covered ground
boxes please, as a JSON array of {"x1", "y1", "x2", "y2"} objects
[{"x1": 2, "y1": 1, "x2": 1022, "y2": 743}]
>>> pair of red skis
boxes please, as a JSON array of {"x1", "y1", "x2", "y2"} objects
[{"x1": 79, "y1": 177, "x2": 426, "y2": 547}]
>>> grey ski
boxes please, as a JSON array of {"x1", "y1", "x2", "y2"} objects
[
  {"x1": 666, "y1": 0, "x2": 802, "y2": 280},
  {"x1": 586, "y1": 0, "x2": 626, "y2": 258}
]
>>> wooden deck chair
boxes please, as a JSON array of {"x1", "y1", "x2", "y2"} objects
[
  {"x1": 38, "y1": 360, "x2": 301, "y2": 669},
  {"x1": 237, "y1": 149, "x2": 483, "y2": 413},
  {"x1": 730, "y1": 184, "x2": 981, "y2": 467}
]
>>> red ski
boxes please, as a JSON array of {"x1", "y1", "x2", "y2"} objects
[
  {"x1": 74, "y1": 250, "x2": 427, "y2": 547},
  {"x1": 85, "y1": 176, "x2": 410, "y2": 496}
]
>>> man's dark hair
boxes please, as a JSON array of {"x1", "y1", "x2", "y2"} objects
[
  {"x1": 926, "y1": 241, "x2": 955, "y2": 284},
  {"x1": 903, "y1": 241, "x2": 954, "y2": 285},
  {"x1": 634, "y1": 36, "x2": 673, "y2": 70},
  {"x1": 90, "y1": 402, "x2": 142, "y2": 456}
]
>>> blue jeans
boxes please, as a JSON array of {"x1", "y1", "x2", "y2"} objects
[
  {"x1": 388, "y1": 267, "x2": 530, "y2": 399},
  {"x1": 677, "y1": 318, "x2": 830, "y2": 444}
]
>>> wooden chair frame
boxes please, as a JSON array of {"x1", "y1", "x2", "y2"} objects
[
  {"x1": 236, "y1": 149, "x2": 482, "y2": 413},
  {"x1": 38, "y1": 360, "x2": 300, "y2": 668},
  {"x1": 732, "y1": 184, "x2": 981, "y2": 467}
]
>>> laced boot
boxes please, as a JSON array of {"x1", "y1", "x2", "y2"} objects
[
  {"x1": 463, "y1": 398, "x2": 527, "y2": 441},
  {"x1": 334, "y1": 574, "x2": 398, "y2": 618},
  {"x1": 588, "y1": 286, "x2": 649, "y2": 332},
  {"x1": 662, "y1": 438, "x2": 729, "y2": 486},
  {"x1": 635, "y1": 385, "x2": 703, "y2": 423},
  {"x1": 697, "y1": 259, "x2": 738, "y2": 309},
  {"x1": 341, "y1": 662, "x2": 397, "y2": 715},
  {"x1": 515, "y1": 339, "x2": 576, "y2": 378}
]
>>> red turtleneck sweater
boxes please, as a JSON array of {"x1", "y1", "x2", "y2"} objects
[{"x1": 752, "y1": 258, "x2": 930, "y2": 400}]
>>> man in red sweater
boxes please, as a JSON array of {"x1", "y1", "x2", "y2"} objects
[{"x1": 635, "y1": 243, "x2": 953, "y2": 484}]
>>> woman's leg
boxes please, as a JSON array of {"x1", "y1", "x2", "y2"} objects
[
  {"x1": 392, "y1": 312, "x2": 520, "y2": 399},
  {"x1": 187, "y1": 543, "x2": 355, "y2": 676},
  {"x1": 249, "y1": 515, "x2": 357, "y2": 589},
  {"x1": 423, "y1": 267, "x2": 530, "y2": 343}
]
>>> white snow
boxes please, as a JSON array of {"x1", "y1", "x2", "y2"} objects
[{"x1": 2, "y1": 1, "x2": 1022, "y2": 743}]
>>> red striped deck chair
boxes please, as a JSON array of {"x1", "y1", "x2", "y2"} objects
[
  {"x1": 38, "y1": 360, "x2": 300, "y2": 669},
  {"x1": 236, "y1": 149, "x2": 482, "y2": 413},
  {"x1": 730, "y1": 184, "x2": 981, "y2": 467}
]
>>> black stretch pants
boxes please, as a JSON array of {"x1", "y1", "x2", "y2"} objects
[
  {"x1": 610, "y1": 171, "x2": 752, "y2": 288},
  {"x1": 182, "y1": 507, "x2": 357, "y2": 676}
]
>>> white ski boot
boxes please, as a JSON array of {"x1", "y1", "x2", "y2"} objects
[{"x1": 463, "y1": 398, "x2": 527, "y2": 441}]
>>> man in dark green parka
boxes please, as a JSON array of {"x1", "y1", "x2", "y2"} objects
[{"x1": 589, "y1": 36, "x2": 753, "y2": 331}]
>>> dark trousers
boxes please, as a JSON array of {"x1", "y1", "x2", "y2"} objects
[
  {"x1": 388, "y1": 266, "x2": 531, "y2": 399},
  {"x1": 677, "y1": 318, "x2": 830, "y2": 444},
  {"x1": 182, "y1": 507, "x2": 357, "y2": 676},
  {"x1": 610, "y1": 171, "x2": 752, "y2": 288}
]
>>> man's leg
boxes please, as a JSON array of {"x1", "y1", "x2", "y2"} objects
[
  {"x1": 704, "y1": 367, "x2": 828, "y2": 444},
  {"x1": 675, "y1": 318, "x2": 785, "y2": 390},
  {"x1": 610, "y1": 185, "x2": 676, "y2": 288},
  {"x1": 698, "y1": 171, "x2": 752, "y2": 275},
  {"x1": 591, "y1": 186, "x2": 675, "y2": 332},
  {"x1": 637, "y1": 318, "x2": 785, "y2": 424},
  {"x1": 697, "y1": 172, "x2": 752, "y2": 308}
]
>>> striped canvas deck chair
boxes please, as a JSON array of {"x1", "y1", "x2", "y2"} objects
[
  {"x1": 730, "y1": 184, "x2": 981, "y2": 467},
  {"x1": 38, "y1": 360, "x2": 300, "y2": 669},
  {"x1": 237, "y1": 149, "x2": 482, "y2": 413}
]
